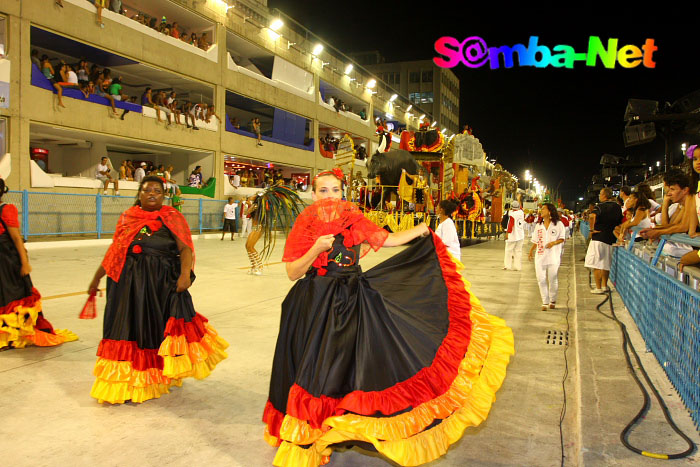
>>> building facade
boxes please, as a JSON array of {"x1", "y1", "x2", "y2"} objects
[
  {"x1": 351, "y1": 52, "x2": 460, "y2": 137},
  {"x1": 0, "y1": 0, "x2": 435, "y2": 202}
]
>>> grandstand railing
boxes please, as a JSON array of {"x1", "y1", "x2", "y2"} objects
[
  {"x1": 5, "y1": 191, "x2": 227, "y2": 240},
  {"x1": 610, "y1": 232, "x2": 700, "y2": 429}
]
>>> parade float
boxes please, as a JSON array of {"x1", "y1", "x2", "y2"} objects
[{"x1": 337, "y1": 125, "x2": 516, "y2": 239}]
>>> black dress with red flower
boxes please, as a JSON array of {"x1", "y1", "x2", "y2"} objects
[
  {"x1": 91, "y1": 209, "x2": 228, "y2": 404},
  {"x1": 263, "y1": 198, "x2": 514, "y2": 467}
]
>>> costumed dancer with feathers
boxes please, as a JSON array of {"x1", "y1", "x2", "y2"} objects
[
  {"x1": 262, "y1": 168, "x2": 514, "y2": 467},
  {"x1": 0, "y1": 177, "x2": 77, "y2": 349},
  {"x1": 245, "y1": 182, "x2": 304, "y2": 275},
  {"x1": 86, "y1": 176, "x2": 228, "y2": 404}
]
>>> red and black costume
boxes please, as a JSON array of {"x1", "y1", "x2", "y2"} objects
[
  {"x1": 0, "y1": 203, "x2": 77, "y2": 349},
  {"x1": 263, "y1": 198, "x2": 514, "y2": 466},
  {"x1": 91, "y1": 205, "x2": 228, "y2": 404}
]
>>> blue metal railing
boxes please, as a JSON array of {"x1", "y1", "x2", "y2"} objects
[
  {"x1": 610, "y1": 235, "x2": 700, "y2": 430},
  {"x1": 6, "y1": 191, "x2": 228, "y2": 240}
]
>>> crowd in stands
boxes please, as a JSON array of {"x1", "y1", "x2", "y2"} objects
[
  {"x1": 324, "y1": 96, "x2": 367, "y2": 120},
  {"x1": 32, "y1": 49, "x2": 219, "y2": 128},
  {"x1": 58, "y1": 0, "x2": 214, "y2": 49},
  {"x1": 580, "y1": 159, "x2": 700, "y2": 291},
  {"x1": 228, "y1": 168, "x2": 285, "y2": 189}
]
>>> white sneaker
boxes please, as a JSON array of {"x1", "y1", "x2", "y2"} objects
[
  {"x1": 103, "y1": 191, "x2": 108, "y2": 195},
  {"x1": 591, "y1": 288, "x2": 605, "y2": 294},
  {"x1": 253, "y1": 269, "x2": 262, "y2": 276},
  {"x1": 114, "y1": 191, "x2": 120, "y2": 196}
]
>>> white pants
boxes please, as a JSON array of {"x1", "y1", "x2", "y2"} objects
[
  {"x1": 504, "y1": 240, "x2": 523, "y2": 270},
  {"x1": 240, "y1": 217, "x2": 252, "y2": 236},
  {"x1": 535, "y1": 261, "x2": 560, "y2": 304}
]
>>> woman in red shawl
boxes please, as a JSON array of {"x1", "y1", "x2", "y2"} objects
[
  {"x1": 0, "y1": 177, "x2": 77, "y2": 349},
  {"x1": 262, "y1": 170, "x2": 514, "y2": 466},
  {"x1": 87, "y1": 176, "x2": 228, "y2": 404}
]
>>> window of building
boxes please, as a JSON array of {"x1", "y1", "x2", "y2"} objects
[
  {"x1": 409, "y1": 71, "x2": 420, "y2": 83},
  {"x1": 385, "y1": 72, "x2": 400, "y2": 86},
  {"x1": 422, "y1": 70, "x2": 433, "y2": 83},
  {"x1": 420, "y1": 91, "x2": 433, "y2": 103}
]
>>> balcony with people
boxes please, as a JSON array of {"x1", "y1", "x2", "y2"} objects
[
  {"x1": 42, "y1": 0, "x2": 218, "y2": 72},
  {"x1": 224, "y1": 90, "x2": 313, "y2": 152},
  {"x1": 29, "y1": 27, "x2": 219, "y2": 142},
  {"x1": 27, "y1": 122, "x2": 216, "y2": 196},
  {"x1": 318, "y1": 124, "x2": 369, "y2": 166},
  {"x1": 223, "y1": 155, "x2": 312, "y2": 199}
]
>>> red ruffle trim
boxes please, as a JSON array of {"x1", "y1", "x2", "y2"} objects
[
  {"x1": 0, "y1": 287, "x2": 41, "y2": 316},
  {"x1": 97, "y1": 339, "x2": 163, "y2": 371},
  {"x1": 97, "y1": 314, "x2": 209, "y2": 371},
  {"x1": 263, "y1": 400, "x2": 285, "y2": 442},
  {"x1": 269, "y1": 232, "x2": 473, "y2": 432},
  {"x1": 163, "y1": 313, "x2": 208, "y2": 341}
]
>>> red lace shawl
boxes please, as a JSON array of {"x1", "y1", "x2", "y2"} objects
[
  {"x1": 102, "y1": 205, "x2": 195, "y2": 282},
  {"x1": 282, "y1": 198, "x2": 388, "y2": 274}
]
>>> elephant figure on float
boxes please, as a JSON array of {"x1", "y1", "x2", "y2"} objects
[{"x1": 366, "y1": 149, "x2": 422, "y2": 203}]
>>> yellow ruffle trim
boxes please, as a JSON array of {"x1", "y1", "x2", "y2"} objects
[
  {"x1": 158, "y1": 324, "x2": 229, "y2": 379},
  {"x1": 271, "y1": 252, "x2": 514, "y2": 466},
  {"x1": 91, "y1": 323, "x2": 228, "y2": 404},
  {"x1": 0, "y1": 301, "x2": 78, "y2": 349},
  {"x1": 90, "y1": 358, "x2": 183, "y2": 404}
]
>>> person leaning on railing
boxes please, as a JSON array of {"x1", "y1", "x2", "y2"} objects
[
  {"x1": 678, "y1": 144, "x2": 700, "y2": 270},
  {"x1": 639, "y1": 169, "x2": 697, "y2": 242}
]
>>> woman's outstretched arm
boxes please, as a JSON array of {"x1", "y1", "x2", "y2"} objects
[{"x1": 383, "y1": 223, "x2": 429, "y2": 247}]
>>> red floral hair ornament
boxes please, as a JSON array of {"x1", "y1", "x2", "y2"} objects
[{"x1": 313, "y1": 168, "x2": 345, "y2": 186}]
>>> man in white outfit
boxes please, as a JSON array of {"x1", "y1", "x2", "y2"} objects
[{"x1": 504, "y1": 200, "x2": 525, "y2": 270}]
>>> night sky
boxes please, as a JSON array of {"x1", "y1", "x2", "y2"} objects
[{"x1": 269, "y1": 1, "x2": 700, "y2": 203}]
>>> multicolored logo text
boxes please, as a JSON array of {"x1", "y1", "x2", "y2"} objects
[{"x1": 433, "y1": 36, "x2": 657, "y2": 70}]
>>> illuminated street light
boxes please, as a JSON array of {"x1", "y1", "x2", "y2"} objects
[
  {"x1": 366, "y1": 79, "x2": 376, "y2": 89},
  {"x1": 344, "y1": 64, "x2": 353, "y2": 75},
  {"x1": 405, "y1": 105, "x2": 412, "y2": 112},
  {"x1": 418, "y1": 114, "x2": 425, "y2": 121},
  {"x1": 389, "y1": 94, "x2": 398, "y2": 102},
  {"x1": 269, "y1": 18, "x2": 283, "y2": 31},
  {"x1": 430, "y1": 121, "x2": 437, "y2": 128},
  {"x1": 311, "y1": 43, "x2": 324, "y2": 56}
]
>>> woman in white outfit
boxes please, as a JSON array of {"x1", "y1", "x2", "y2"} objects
[
  {"x1": 528, "y1": 203, "x2": 566, "y2": 310},
  {"x1": 435, "y1": 200, "x2": 461, "y2": 261}
]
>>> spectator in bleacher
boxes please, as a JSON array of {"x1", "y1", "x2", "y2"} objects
[
  {"x1": 359, "y1": 108, "x2": 366, "y2": 120},
  {"x1": 148, "y1": 17, "x2": 157, "y2": 29},
  {"x1": 119, "y1": 160, "x2": 128, "y2": 180},
  {"x1": 230, "y1": 170, "x2": 241, "y2": 189},
  {"x1": 584, "y1": 187, "x2": 622, "y2": 293},
  {"x1": 41, "y1": 55, "x2": 65, "y2": 108},
  {"x1": 108, "y1": 77, "x2": 127, "y2": 102},
  {"x1": 637, "y1": 183, "x2": 660, "y2": 217},
  {"x1": 230, "y1": 116, "x2": 240, "y2": 129},
  {"x1": 141, "y1": 87, "x2": 161, "y2": 121},
  {"x1": 155, "y1": 91, "x2": 173, "y2": 125},
  {"x1": 679, "y1": 146, "x2": 700, "y2": 269},
  {"x1": 204, "y1": 104, "x2": 222, "y2": 125},
  {"x1": 166, "y1": 92, "x2": 181, "y2": 125},
  {"x1": 190, "y1": 33, "x2": 198, "y2": 46},
  {"x1": 61, "y1": 64, "x2": 80, "y2": 89},
  {"x1": 31, "y1": 49, "x2": 41, "y2": 68},
  {"x1": 640, "y1": 169, "x2": 696, "y2": 243},
  {"x1": 134, "y1": 162, "x2": 146, "y2": 183},
  {"x1": 164, "y1": 165, "x2": 177, "y2": 194},
  {"x1": 180, "y1": 101, "x2": 195, "y2": 129},
  {"x1": 328, "y1": 96, "x2": 335, "y2": 108},
  {"x1": 77, "y1": 60, "x2": 89, "y2": 83},
  {"x1": 619, "y1": 186, "x2": 632, "y2": 215},
  {"x1": 125, "y1": 160, "x2": 134, "y2": 180},
  {"x1": 252, "y1": 117, "x2": 262, "y2": 146},
  {"x1": 189, "y1": 166, "x2": 203, "y2": 188},
  {"x1": 189, "y1": 102, "x2": 202, "y2": 130},
  {"x1": 96, "y1": 156, "x2": 119, "y2": 195},
  {"x1": 171, "y1": 22, "x2": 180, "y2": 39},
  {"x1": 614, "y1": 192, "x2": 651, "y2": 244},
  {"x1": 198, "y1": 32, "x2": 211, "y2": 51},
  {"x1": 94, "y1": 0, "x2": 107, "y2": 28},
  {"x1": 95, "y1": 69, "x2": 118, "y2": 115}
]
